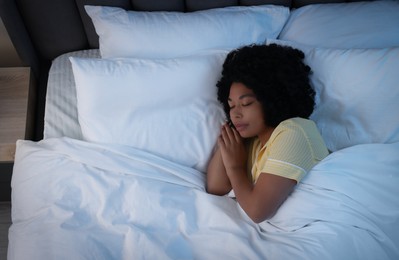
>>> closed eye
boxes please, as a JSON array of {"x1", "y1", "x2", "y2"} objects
[
  {"x1": 242, "y1": 101, "x2": 254, "y2": 107},
  {"x1": 229, "y1": 101, "x2": 253, "y2": 109}
]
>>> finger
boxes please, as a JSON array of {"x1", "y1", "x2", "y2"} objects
[
  {"x1": 223, "y1": 124, "x2": 235, "y2": 142},
  {"x1": 217, "y1": 135, "x2": 224, "y2": 147},
  {"x1": 225, "y1": 124, "x2": 241, "y2": 144},
  {"x1": 231, "y1": 126, "x2": 242, "y2": 142},
  {"x1": 217, "y1": 135, "x2": 227, "y2": 155},
  {"x1": 220, "y1": 125, "x2": 231, "y2": 145},
  {"x1": 219, "y1": 127, "x2": 229, "y2": 146}
]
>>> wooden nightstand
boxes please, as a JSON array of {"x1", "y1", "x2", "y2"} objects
[{"x1": 0, "y1": 67, "x2": 35, "y2": 163}]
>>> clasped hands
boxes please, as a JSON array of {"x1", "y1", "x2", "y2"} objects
[{"x1": 218, "y1": 123, "x2": 247, "y2": 175}]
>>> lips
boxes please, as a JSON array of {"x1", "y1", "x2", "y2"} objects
[{"x1": 233, "y1": 123, "x2": 248, "y2": 132}]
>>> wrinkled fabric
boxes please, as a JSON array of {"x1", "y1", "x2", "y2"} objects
[{"x1": 8, "y1": 137, "x2": 399, "y2": 260}]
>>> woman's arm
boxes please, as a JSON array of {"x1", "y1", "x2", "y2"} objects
[
  {"x1": 226, "y1": 169, "x2": 296, "y2": 223},
  {"x1": 218, "y1": 124, "x2": 296, "y2": 223},
  {"x1": 206, "y1": 141, "x2": 232, "y2": 195}
]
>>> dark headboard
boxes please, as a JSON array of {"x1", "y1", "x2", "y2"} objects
[{"x1": 0, "y1": 0, "x2": 371, "y2": 140}]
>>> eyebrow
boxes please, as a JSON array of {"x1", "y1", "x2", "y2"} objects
[{"x1": 228, "y1": 93, "x2": 256, "y2": 101}]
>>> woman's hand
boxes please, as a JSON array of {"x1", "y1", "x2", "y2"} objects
[
  {"x1": 206, "y1": 144, "x2": 232, "y2": 195},
  {"x1": 218, "y1": 123, "x2": 247, "y2": 174}
]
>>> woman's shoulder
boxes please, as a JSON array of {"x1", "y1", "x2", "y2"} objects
[
  {"x1": 278, "y1": 117, "x2": 315, "y2": 129},
  {"x1": 274, "y1": 117, "x2": 329, "y2": 159},
  {"x1": 272, "y1": 117, "x2": 322, "y2": 143}
]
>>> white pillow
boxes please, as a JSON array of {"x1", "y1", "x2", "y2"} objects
[
  {"x1": 85, "y1": 5, "x2": 290, "y2": 58},
  {"x1": 267, "y1": 40, "x2": 399, "y2": 151},
  {"x1": 69, "y1": 51, "x2": 227, "y2": 172},
  {"x1": 278, "y1": 1, "x2": 399, "y2": 48}
]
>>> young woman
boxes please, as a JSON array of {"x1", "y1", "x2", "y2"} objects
[{"x1": 206, "y1": 44, "x2": 329, "y2": 223}]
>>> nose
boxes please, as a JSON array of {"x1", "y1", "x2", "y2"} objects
[{"x1": 230, "y1": 106, "x2": 242, "y2": 119}]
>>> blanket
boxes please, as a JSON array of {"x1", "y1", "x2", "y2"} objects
[{"x1": 8, "y1": 137, "x2": 399, "y2": 259}]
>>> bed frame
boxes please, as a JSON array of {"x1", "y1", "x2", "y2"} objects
[{"x1": 0, "y1": 0, "x2": 372, "y2": 140}]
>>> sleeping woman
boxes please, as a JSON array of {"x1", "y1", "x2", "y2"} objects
[{"x1": 206, "y1": 44, "x2": 329, "y2": 223}]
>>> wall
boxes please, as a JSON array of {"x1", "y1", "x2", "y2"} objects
[{"x1": 0, "y1": 16, "x2": 23, "y2": 67}]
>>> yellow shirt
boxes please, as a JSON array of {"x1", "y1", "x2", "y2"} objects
[{"x1": 248, "y1": 117, "x2": 329, "y2": 183}]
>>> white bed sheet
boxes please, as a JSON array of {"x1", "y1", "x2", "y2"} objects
[
  {"x1": 44, "y1": 49, "x2": 100, "y2": 140},
  {"x1": 9, "y1": 137, "x2": 399, "y2": 259}
]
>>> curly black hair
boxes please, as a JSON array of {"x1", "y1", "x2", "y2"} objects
[{"x1": 216, "y1": 44, "x2": 315, "y2": 127}]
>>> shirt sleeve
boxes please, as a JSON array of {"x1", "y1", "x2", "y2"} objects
[{"x1": 260, "y1": 126, "x2": 316, "y2": 182}]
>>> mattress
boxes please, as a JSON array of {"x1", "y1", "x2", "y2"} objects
[{"x1": 44, "y1": 49, "x2": 100, "y2": 139}]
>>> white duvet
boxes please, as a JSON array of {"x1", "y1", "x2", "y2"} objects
[{"x1": 8, "y1": 138, "x2": 399, "y2": 259}]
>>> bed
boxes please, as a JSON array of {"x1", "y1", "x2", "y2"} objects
[{"x1": 2, "y1": 0, "x2": 399, "y2": 259}]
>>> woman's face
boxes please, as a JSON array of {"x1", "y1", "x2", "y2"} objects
[{"x1": 228, "y1": 82, "x2": 272, "y2": 143}]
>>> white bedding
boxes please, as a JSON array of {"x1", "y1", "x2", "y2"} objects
[{"x1": 9, "y1": 137, "x2": 399, "y2": 259}]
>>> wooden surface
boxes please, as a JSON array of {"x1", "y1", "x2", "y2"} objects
[{"x1": 0, "y1": 67, "x2": 34, "y2": 162}]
